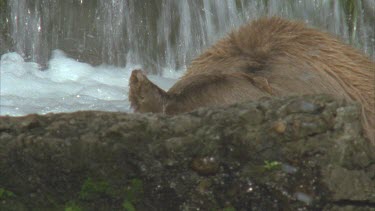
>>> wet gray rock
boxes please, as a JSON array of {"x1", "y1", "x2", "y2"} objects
[{"x1": 0, "y1": 95, "x2": 374, "y2": 210}]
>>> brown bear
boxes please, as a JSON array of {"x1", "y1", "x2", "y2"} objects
[
  {"x1": 129, "y1": 17, "x2": 375, "y2": 143},
  {"x1": 129, "y1": 70, "x2": 273, "y2": 114}
]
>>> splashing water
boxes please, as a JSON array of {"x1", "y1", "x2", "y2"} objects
[{"x1": 0, "y1": 50, "x2": 177, "y2": 116}]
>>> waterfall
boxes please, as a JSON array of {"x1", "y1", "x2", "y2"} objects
[{"x1": 4, "y1": 0, "x2": 375, "y2": 72}]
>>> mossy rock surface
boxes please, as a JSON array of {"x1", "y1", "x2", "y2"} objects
[{"x1": 0, "y1": 95, "x2": 374, "y2": 210}]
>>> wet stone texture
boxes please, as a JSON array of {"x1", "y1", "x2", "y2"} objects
[{"x1": 0, "y1": 95, "x2": 374, "y2": 211}]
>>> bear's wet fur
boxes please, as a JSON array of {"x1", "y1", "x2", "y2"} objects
[
  {"x1": 129, "y1": 70, "x2": 273, "y2": 114},
  {"x1": 129, "y1": 17, "x2": 375, "y2": 143}
]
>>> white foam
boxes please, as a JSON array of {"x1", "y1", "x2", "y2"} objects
[{"x1": 0, "y1": 50, "x2": 178, "y2": 116}]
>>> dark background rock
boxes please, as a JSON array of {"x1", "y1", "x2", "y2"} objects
[{"x1": 0, "y1": 95, "x2": 374, "y2": 210}]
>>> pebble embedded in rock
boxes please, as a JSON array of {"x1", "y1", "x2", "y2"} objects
[
  {"x1": 274, "y1": 120, "x2": 287, "y2": 134},
  {"x1": 190, "y1": 157, "x2": 219, "y2": 176}
]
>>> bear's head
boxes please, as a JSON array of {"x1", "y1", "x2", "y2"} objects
[{"x1": 129, "y1": 69, "x2": 167, "y2": 113}]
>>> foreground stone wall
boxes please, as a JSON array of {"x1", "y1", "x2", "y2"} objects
[{"x1": 0, "y1": 95, "x2": 374, "y2": 210}]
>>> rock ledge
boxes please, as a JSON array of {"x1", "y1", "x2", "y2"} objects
[{"x1": 0, "y1": 95, "x2": 374, "y2": 210}]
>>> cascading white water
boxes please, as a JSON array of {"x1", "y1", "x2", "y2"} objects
[
  {"x1": 9, "y1": 0, "x2": 42, "y2": 63},
  {"x1": 6, "y1": 0, "x2": 374, "y2": 70}
]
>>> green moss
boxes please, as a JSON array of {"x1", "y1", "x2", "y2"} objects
[
  {"x1": 120, "y1": 178, "x2": 144, "y2": 211},
  {"x1": 263, "y1": 161, "x2": 282, "y2": 171},
  {"x1": 0, "y1": 188, "x2": 15, "y2": 199},
  {"x1": 122, "y1": 179, "x2": 144, "y2": 211},
  {"x1": 77, "y1": 177, "x2": 144, "y2": 210},
  {"x1": 79, "y1": 178, "x2": 113, "y2": 200},
  {"x1": 122, "y1": 200, "x2": 136, "y2": 211},
  {"x1": 64, "y1": 202, "x2": 82, "y2": 211},
  {"x1": 222, "y1": 206, "x2": 236, "y2": 211},
  {"x1": 125, "y1": 179, "x2": 144, "y2": 203}
]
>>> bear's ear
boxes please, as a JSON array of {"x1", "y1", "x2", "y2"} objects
[{"x1": 130, "y1": 69, "x2": 147, "y2": 84}]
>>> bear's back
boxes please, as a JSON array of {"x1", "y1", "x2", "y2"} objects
[{"x1": 182, "y1": 17, "x2": 374, "y2": 141}]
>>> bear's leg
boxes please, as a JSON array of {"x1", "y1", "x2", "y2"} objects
[{"x1": 128, "y1": 69, "x2": 167, "y2": 113}]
